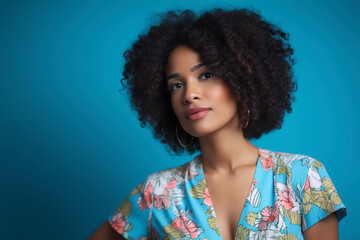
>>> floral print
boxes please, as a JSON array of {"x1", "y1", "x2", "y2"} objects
[
  {"x1": 110, "y1": 212, "x2": 126, "y2": 234},
  {"x1": 138, "y1": 184, "x2": 153, "y2": 210},
  {"x1": 276, "y1": 182, "x2": 299, "y2": 212},
  {"x1": 108, "y1": 148, "x2": 346, "y2": 239},
  {"x1": 165, "y1": 214, "x2": 204, "y2": 239},
  {"x1": 259, "y1": 151, "x2": 273, "y2": 171}
]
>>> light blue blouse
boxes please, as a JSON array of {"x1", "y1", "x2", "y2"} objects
[{"x1": 108, "y1": 148, "x2": 347, "y2": 239}]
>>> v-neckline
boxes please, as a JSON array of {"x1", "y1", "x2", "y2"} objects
[{"x1": 197, "y1": 147, "x2": 263, "y2": 240}]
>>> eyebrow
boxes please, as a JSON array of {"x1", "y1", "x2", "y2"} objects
[{"x1": 166, "y1": 63, "x2": 206, "y2": 82}]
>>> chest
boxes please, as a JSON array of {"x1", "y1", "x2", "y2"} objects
[{"x1": 204, "y1": 166, "x2": 256, "y2": 240}]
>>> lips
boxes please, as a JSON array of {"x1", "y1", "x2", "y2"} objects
[{"x1": 185, "y1": 107, "x2": 211, "y2": 118}]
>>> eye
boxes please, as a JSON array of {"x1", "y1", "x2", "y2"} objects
[
  {"x1": 200, "y1": 72, "x2": 213, "y2": 79},
  {"x1": 168, "y1": 82, "x2": 184, "y2": 92}
]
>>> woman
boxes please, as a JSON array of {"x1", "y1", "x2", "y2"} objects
[{"x1": 89, "y1": 8, "x2": 346, "y2": 240}]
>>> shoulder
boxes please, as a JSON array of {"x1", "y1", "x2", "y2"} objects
[
  {"x1": 260, "y1": 148, "x2": 329, "y2": 192},
  {"x1": 138, "y1": 154, "x2": 202, "y2": 194},
  {"x1": 261, "y1": 148, "x2": 324, "y2": 175},
  {"x1": 261, "y1": 148, "x2": 347, "y2": 231}
]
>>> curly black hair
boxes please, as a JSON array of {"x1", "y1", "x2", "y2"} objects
[{"x1": 119, "y1": 7, "x2": 297, "y2": 155}]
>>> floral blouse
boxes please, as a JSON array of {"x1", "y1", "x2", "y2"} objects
[{"x1": 108, "y1": 148, "x2": 347, "y2": 239}]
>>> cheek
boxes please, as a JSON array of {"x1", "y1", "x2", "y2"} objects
[{"x1": 210, "y1": 82, "x2": 236, "y2": 106}]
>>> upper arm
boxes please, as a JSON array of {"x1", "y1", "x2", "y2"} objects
[
  {"x1": 87, "y1": 220, "x2": 126, "y2": 240},
  {"x1": 303, "y1": 213, "x2": 339, "y2": 240}
]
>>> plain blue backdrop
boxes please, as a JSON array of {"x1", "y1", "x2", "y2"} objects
[{"x1": 1, "y1": 0, "x2": 359, "y2": 239}]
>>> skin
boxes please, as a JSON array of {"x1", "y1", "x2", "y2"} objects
[
  {"x1": 87, "y1": 44, "x2": 340, "y2": 240},
  {"x1": 303, "y1": 213, "x2": 339, "y2": 240},
  {"x1": 166, "y1": 45, "x2": 260, "y2": 239},
  {"x1": 88, "y1": 221, "x2": 125, "y2": 240}
]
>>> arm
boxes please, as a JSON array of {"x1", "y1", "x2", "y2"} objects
[
  {"x1": 87, "y1": 220, "x2": 126, "y2": 240},
  {"x1": 303, "y1": 213, "x2": 339, "y2": 240}
]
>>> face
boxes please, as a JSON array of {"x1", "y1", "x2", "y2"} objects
[{"x1": 165, "y1": 45, "x2": 240, "y2": 138}]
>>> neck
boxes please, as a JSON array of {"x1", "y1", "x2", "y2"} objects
[{"x1": 198, "y1": 117, "x2": 259, "y2": 175}]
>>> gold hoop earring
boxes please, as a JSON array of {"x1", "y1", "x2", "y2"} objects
[
  {"x1": 243, "y1": 109, "x2": 250, "y2": 129},
  {"x1": 176, "y1": 122, "x2": 193, "y2": 147}
]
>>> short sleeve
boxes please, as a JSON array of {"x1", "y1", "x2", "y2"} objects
[
  {"x1": 107, "y1": 178, "x2": 153, "y2": 239},
  {"x1": 301, "y1": 159, "x2": 347, "y2": 231}
]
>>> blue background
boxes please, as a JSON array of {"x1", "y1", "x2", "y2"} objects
[{"x1": 1, "y1": 0, "x2": 359, "y2": 239}]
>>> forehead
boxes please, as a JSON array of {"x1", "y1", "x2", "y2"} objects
[{"x1": 165, "y1": 45, "x2": 201, "y2": 73}]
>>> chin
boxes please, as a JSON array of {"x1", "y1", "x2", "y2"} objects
[{"x1": 183, "y1": 122, "x2": 221, "y2": 138}]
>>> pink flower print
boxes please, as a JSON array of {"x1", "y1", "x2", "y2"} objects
[
  {"x1": 153, "y1": 194, "x2": 171, "y2": 210},
  {"x1": 261, "y1": 202, "x2": 279, "y2": 222},
  {"x1": 258, "y1": 221, "x2": 268, "y2": 231},
  {"x1": 259, "y1": 152, "x2": 273, "y2": 171},
  {"x1": 139, "y1": 184, "x2": 153, "y2": 210},
  {"x1": 110, "y1": 212, "x2": 126, "y2": 234},
  {"x1": 276, "y1": 182, "x2": 298, "y2": 212},
  {"x1": 278, "y1": 190, "x2": 294, "y2": 211},
  {"x1": 202, "y1": 188, "x2": 212, "y2": 207},
  {"x1": 304, "y1": 177, "x2": 310, "y2": 191},
  {"x1": 171, "y1": 216, "x2": 202, "y2": 239},
  {"x1": 166, "y1": 177, "x2": 177, "y2": 189},
  {"x1": 258, "y1": 201, "x2": 280, "y2": 231},
  {"x1": 171, "y1": 216, "x2": 184, "y2": 230}
]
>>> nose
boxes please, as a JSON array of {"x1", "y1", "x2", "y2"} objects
[{"x1": 183, "y1": 80, "x2": 201, "y2": 104}]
